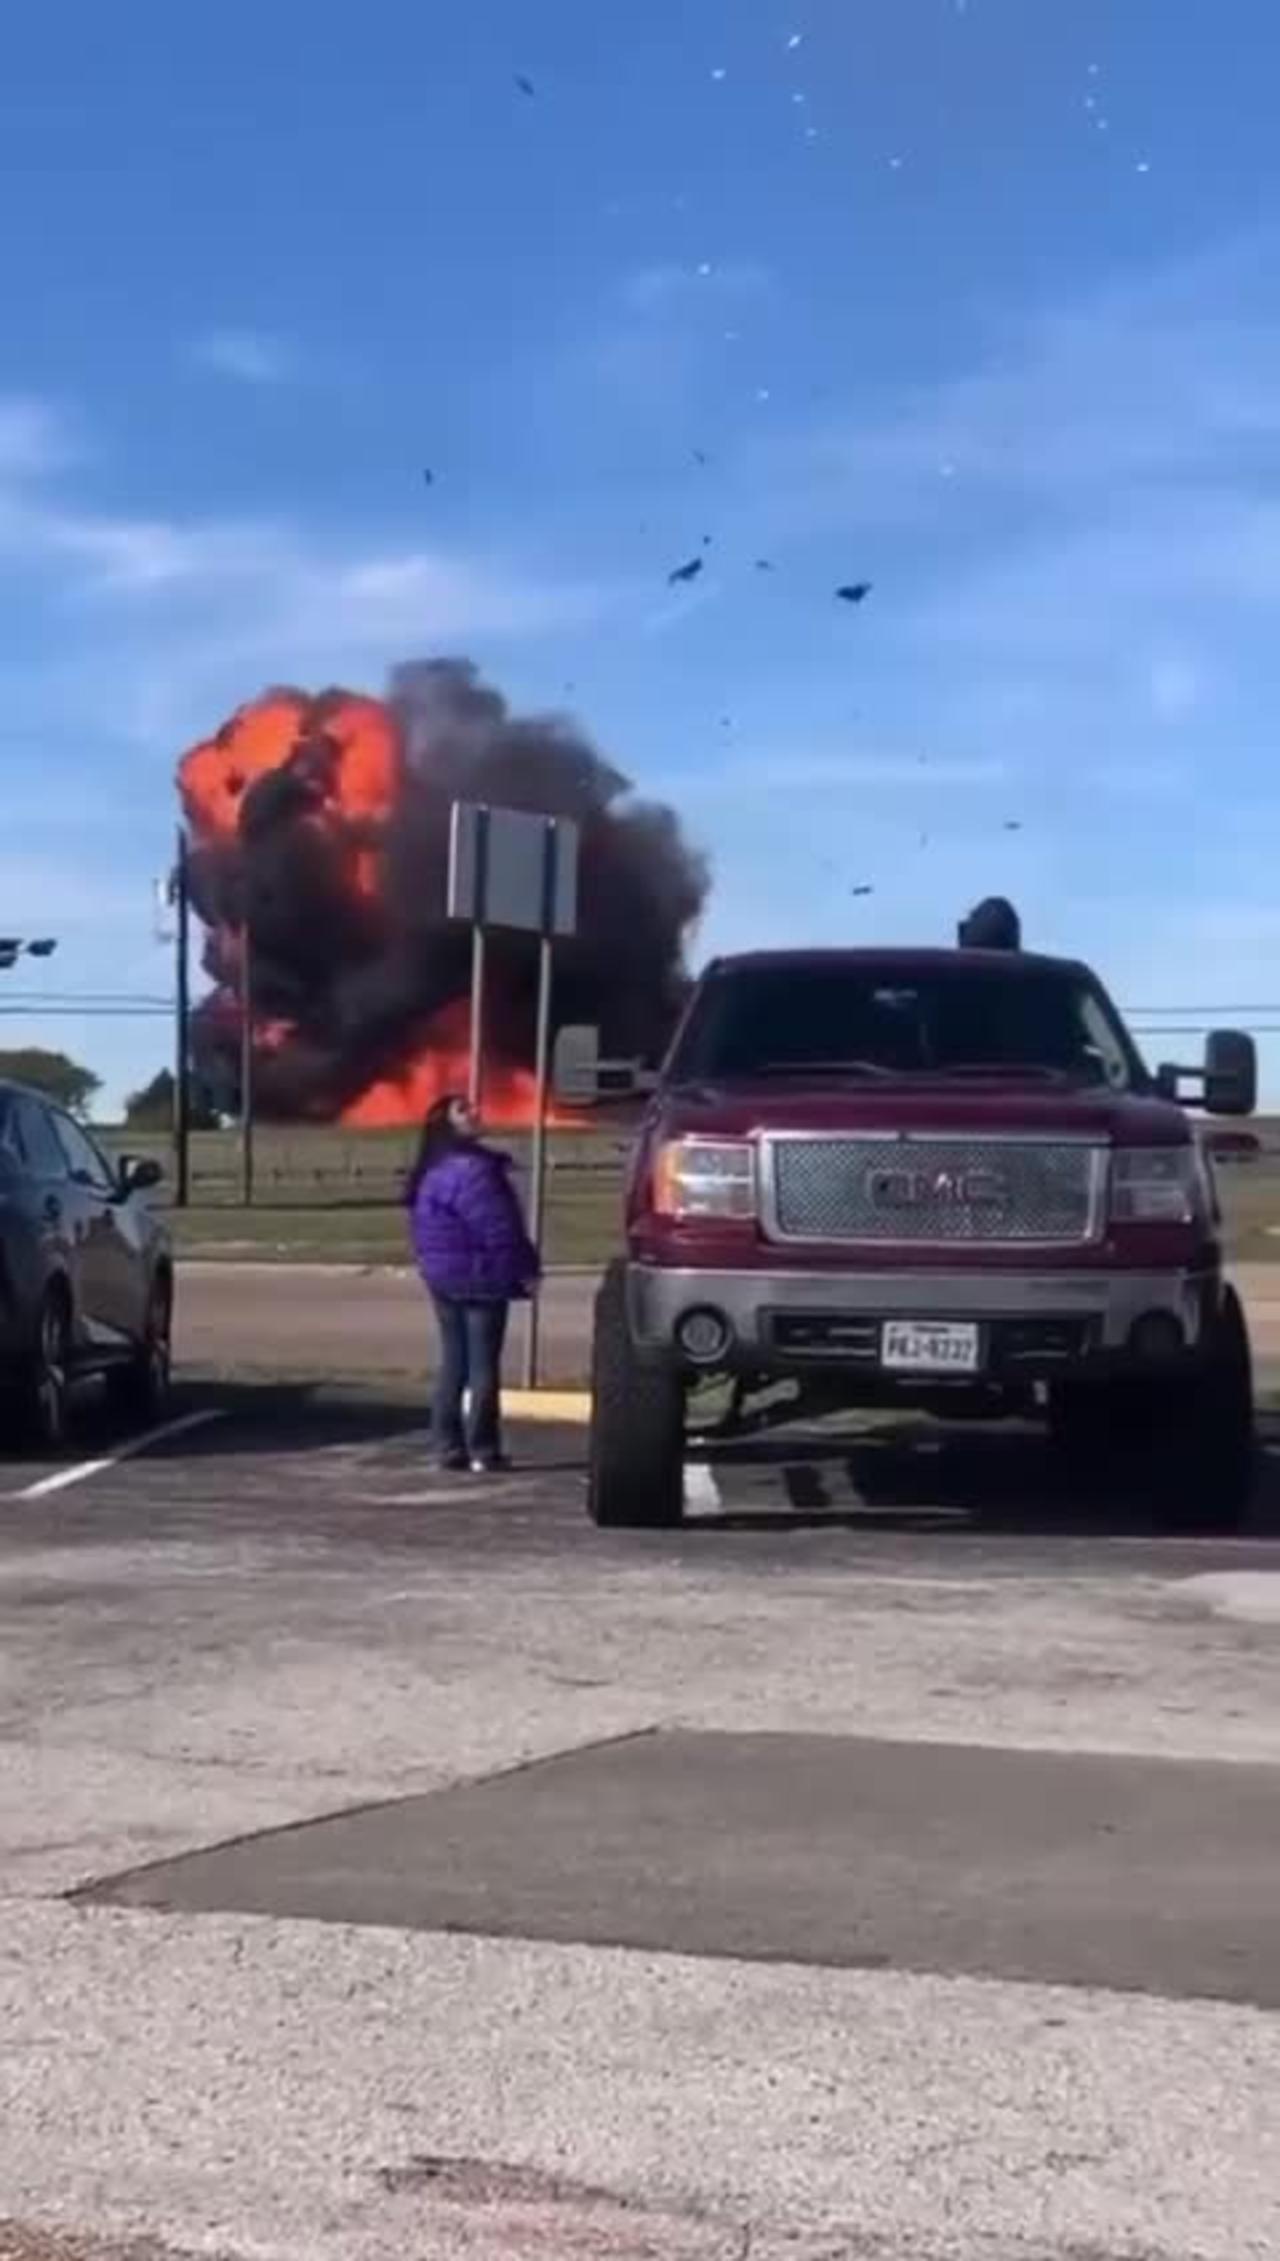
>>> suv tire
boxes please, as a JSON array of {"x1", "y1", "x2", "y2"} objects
[
  {"x1": 587, "y1": 1261, "x2": 685, "y2": 1528},
  {"x1": 9, "y1": 1285, "x2": 74, "y2": 1452},
  {"x1": 108, "y1": 1276, "x2": 172, "y2": 1426}
]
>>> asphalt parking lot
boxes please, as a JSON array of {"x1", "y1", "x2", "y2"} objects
[{"x1": 2, "y1": 1365, "x2": 1279, "y2": 2260}]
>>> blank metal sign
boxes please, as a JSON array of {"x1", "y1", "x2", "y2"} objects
[{"x1": 448, "y1": 803, "x2": 579, "y2": 936}]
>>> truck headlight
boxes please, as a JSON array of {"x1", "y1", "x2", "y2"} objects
[
  {"x1": 1110, "y1": 1147, "x2": 1205, "y2": 1225},
  {"x1": 652, "y1": 1138, "x2": 757, "y2": 1220}
]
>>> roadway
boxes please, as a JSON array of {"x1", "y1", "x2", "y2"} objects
[
  {"x1": 176, "y1": 1255, "x2": 1280, "y2": 1384},
  {"x1": 0, "y1": 1336, "x2": 1277, "y2": 2259}
]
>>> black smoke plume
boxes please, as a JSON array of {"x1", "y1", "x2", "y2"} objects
[{"x1": 185, "y1": 659, "x2": 710, "y2": 1119}]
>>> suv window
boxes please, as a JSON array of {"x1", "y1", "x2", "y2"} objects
[
  {"x1": 10, "y1": 1095, "x2": 70, "y2": 1180},
  {"x1": 672, "y1": 962, "x2": 1144, "y2": 1091},
  {"x1": 51, "y1": 1112, "x2": 117, "y2": 1194}
]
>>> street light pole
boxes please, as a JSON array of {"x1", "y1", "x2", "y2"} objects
[
  {"x1": 239, "y1": 916, "x2": 255, "y2": 1208},
  {"x1": 0, "y1": 937, "x2": 58, "y2": 972},
  {"x1": 173, "y1": 830, "x2": 191, "y2": 1208}
]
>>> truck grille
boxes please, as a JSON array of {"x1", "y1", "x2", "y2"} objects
[{"x1": 766, "y1": 1136, "x2": 1100, "y2": 1247}]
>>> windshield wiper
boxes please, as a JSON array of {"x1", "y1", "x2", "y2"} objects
[
  {"x1": 937, "y1": 1062, "x2": 1086, "y2": 1084},
  {"x1": 744, "y1": 1059, "x2": 898, "y2": 1079}
]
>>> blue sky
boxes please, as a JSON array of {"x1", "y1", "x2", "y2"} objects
[{"x1": 2, "y1": 0, "x2": 1279, "y2": 1108}]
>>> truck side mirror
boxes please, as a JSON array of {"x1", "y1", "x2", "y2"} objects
[
  {"x1": 552, "y1": 1024, "x2": 656, "y2": 1106},
  {"x1": 1204, "y1": 1028, "x2": 1256, "y2": 1118},
  {"x1": 553, "y1": 1024, "x2": 603, "y2": 1105}
]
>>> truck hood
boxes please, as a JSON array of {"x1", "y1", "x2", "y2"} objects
[{"x1": 655, "y1": 1078, "x2": 1189, "y2": 1147}]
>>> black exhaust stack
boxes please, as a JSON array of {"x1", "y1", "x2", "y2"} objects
[{"x1": 958, "y1": 896, "x2": 1021, "y2": 951}]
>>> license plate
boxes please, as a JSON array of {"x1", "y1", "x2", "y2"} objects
[{"x1": 881, "y1": 1320, "x2": 980, "y2": 1374}]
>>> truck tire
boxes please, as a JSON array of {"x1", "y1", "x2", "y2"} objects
[
  {"x1": 587, "y1": 1262, "x2": 685, "y2": 1528},
  {"x1": 1156, "y1": 1285, "x2": 1255, "y2": 1533}
]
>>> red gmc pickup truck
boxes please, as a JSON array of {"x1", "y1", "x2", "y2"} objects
[{"x1": 580, "y1": 934, "x2": 1257, "y2": 1533}]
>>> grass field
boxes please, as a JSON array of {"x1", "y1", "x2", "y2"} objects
[
  {"x1": 100, "y1": 1121, "x2": 1280, "y2": 1267},
  {"x1": 103, "y1": 1124, "x2": 631, "y2": 1267}
]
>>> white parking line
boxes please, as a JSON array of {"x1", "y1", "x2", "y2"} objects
[
  {"x1": 683, "y1": 1459, "x2": 723, "y2": 1519},
  {"x1": 14, "y1": 1409, "x2": 226, "y2": 1501}
]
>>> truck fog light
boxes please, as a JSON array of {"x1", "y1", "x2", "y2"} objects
[
  {"x1": 1129, "y1": 1311, "x2": 1185, "y2": 1361},
  {"x1": 677, "y1": 1308, "x2": 732, "y2": 1364}
]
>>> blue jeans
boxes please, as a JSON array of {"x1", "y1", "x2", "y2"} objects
[{"x1": 430, "y1": 1295, "x2": 509, "y2": 1462}]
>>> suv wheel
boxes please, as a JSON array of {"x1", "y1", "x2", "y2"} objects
[
  {"x1": 13, "y1": 1288, "x2": 74, "y2": 1452},
  {"x1": 587, "y1": 1262, "x2": 686, "y2": 1528},
  {"x1": 108, "y1": 1278, "x2": 172, "y2": 1426}
]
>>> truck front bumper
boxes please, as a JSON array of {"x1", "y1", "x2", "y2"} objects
[{"x1": 625, "y1": 1262, "x2": 1222, "y2": 1382}]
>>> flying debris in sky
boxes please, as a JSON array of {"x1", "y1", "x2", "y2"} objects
[
  {"x1": 720, "y1": 715, "x2": 733, "y2": 729},
  {"x1": 701, "y1": 533, "x2": 713, "y2": 547},
  {"x1": 835, "y1": 582, "x2": 873, "y2": 604},
  {"x1": 514, "y1": 73, "x2": 536, "y2": 96},
  {"x1": 692, "y1": 448, "x2": 709, "y2": 466},
  {"x1": 786, "y1": 31, "x2": 804, "y2": 48},
  {"x1": 422, "y1": 468, "x2": 434, "y2": 486},
  {"x1": 850, "y1": 884, "x2": 875, "y2": 898},
  {"x1": 754, "y1": 558, "x2": 774, "y2": 572},
  {"x1": 668, "y1": 556, "x2": 705, "y2": 586},
  {"x1": 1003, "y1": 820, "x2": 1023, "y2": 833}
]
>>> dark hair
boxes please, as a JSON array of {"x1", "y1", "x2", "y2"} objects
[{"x1": 404, "y1": 1094, "x2": 469, "y2": 1206}]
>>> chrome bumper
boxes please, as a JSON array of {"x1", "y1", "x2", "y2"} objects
[{"x1": 626, "y1": 1263, "x2": 1219, "y2": 1363}]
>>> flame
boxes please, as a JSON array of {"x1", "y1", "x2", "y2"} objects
[
  {"x1": 179, "y1": 694, "x2": 306, "y2": 841},
  {"x1": 181, "y1": 688, "x2": 577, "y2": 1127},
  {"x1": 339, "y1": 999, "x2": 559, "y2": 1129},
  {"x1": 178, "y1": 690, "x2": 400, "y2": 894}
]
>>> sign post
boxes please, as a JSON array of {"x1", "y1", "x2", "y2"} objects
[{"x1": 447, "y1": 803, "x2": 579, "y2": 1386}]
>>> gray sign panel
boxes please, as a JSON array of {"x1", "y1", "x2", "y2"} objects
[{"x1": 447, "y1": 803, "x2": 579, "y2": 937}]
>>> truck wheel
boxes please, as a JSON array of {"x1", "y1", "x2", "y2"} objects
[
  {"x1": 1156, "y1": 1286, "x2": 1255, "y2": 1534},
  {"x1": 588, "y1": 1262, "x2": 685, "y2": 1528}
]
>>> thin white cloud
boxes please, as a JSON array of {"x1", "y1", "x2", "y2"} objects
[
  {"x1": 718, "y1": 751, "x2": 1012, "y2": 791},
  {"x1": 0, "y1": 395, "x2": 76, "y2": 478},
  {"x1": 187, "y1": 329, "x2": 296, "y2": 385},
  {"x1": 618, "y1": 259, "x2": 772, "y2": 315},
  {"x1": 0, "y1": 430, "x2": 608, "y2": 632}
]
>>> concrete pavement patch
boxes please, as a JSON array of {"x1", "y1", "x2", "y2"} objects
[
  {"x1": 1175, "y1": 1571, "x2": 1280, "y2": 1624},
  {"x1": 84, "y1": 1729, "x2": 1280, "y2": 2008}
]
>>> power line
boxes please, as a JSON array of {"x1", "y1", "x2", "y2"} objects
[{"x1": 0, "y1": 1004, "x2": 170, "y2": 1019}]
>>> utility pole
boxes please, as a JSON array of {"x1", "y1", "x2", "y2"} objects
[
  {"x1": 172, "y1": 830, "x2": 191, "y2": 1208},
  {"x1": 239, "y1": 917, "x2": 255, "y2": 1207}
]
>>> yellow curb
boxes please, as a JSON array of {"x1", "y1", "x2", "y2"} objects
[{"x1": 501, "y1": 1388, "x2": 592, "y2": 1423}]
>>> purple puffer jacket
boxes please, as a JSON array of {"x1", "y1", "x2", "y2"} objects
[{"x1": 410, "y1": 1144, "x2": 540, "y2": 1302}]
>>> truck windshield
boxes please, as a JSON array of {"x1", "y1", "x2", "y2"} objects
[{"x1": 670, "y1": 963, "x2": 1144, "y2": 1091}]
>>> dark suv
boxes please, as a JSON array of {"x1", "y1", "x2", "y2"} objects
[{"x1": 0, "y1": 1080, "x2": 173, "y2": 1446}]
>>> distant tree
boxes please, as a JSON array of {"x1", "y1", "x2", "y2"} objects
[
  {"x1": 0, "y1": 1047, "x2": 101, "y2": 1118},
  {"x1": 123, "y1": 1068, "x2": 219, "y2": 1130}
]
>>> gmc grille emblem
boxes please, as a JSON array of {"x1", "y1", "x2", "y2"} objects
[{"x1": 868, "y1": 1166, "x2": 1011, "y2": 1210}]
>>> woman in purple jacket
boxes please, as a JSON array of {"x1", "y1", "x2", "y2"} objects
[{"x1": 406, "y1": 1095, "x2": 540, "y2": 1472}]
